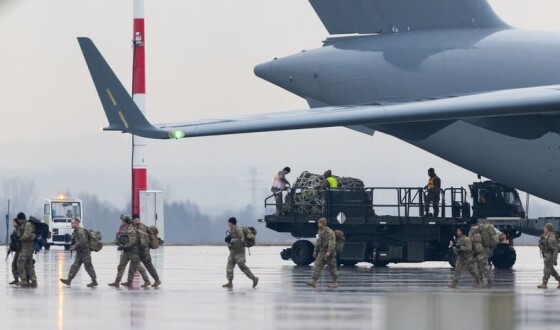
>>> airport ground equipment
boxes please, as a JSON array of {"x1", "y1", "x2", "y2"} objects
[
  {"x1": 43, "y1": 196, "x2": 83, "y2": 250},
  {"x1": 260, "y1": 180, "x2": 559, "y2": 269}
]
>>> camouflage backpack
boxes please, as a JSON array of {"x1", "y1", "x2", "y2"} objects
[
  {"x1": 86, "y1": 230, "x2": 103, "y2": 252},
  {"x1": 479, "y1": 223, "x2": 498, "y2": 249},
  {"x1": 242, "y1": 227, "x2": 257, "y2": 248},
  {"x1": 147, "y1": 226, "x2": 162, "y2": 249},
  {"x1": 136, "y1": 229, "x2": 150, "y2": 248},
  {"x1": 334, "y1": 230, "x2": 346, "y2": 252}
]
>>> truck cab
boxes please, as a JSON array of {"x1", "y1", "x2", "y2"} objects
[
  {"x1": 43, "y1": 196, "x2": 83, "y2": 250},
  {"x1": 470, "y1": 181, "x2": 525, "y2": 218}
]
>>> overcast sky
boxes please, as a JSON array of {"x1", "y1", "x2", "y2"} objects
[{"x1": 1, "y1": 0, "x2": 560, "y2": 216}]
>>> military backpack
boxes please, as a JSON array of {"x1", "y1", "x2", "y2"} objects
[
  {"x1": 479, "y1": 223, "x2": 498, "y2": 249},
  {"x1": 86, "y1": 229, "x2": 103, "y2": 252},
  {"x1": 242, "y1": 227, "x2": 257, "y2": 248},
  {"x1": 147, "y1": 226, "x2": 162, "y2": 249}
]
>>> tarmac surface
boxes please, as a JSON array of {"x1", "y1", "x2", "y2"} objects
[{"x1": 1, "y1": 245, "x2": 559, "y2": 330}]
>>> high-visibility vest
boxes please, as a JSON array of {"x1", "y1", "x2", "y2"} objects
[
  {"x1": 326, "y1": 177, "x2": 338, "y2": 188},
  {"x1": 427, "y1": 175, "x2": 439, "y2": 189}
]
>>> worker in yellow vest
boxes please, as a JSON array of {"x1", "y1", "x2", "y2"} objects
[
  {"x1": 424, "y1": 168, "x2": 441, "y2": 217},
  {"x1": 321, "y1": 170, "x2": 338, "y2": 189}
]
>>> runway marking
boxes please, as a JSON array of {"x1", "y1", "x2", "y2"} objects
[{"x1": 118, "y1": 111, "x2": 129, "y2": 128}]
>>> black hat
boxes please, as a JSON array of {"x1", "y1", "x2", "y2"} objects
[
  {"x1": 228, "y1": 217, "x2": 237, "y2": 225},
  {"x1": 132, "y1": 214, "x2": 140, "y2": 220},
  {"x1": 283, "y1": 167, "x2": 291, "y2": 174},
  {"x1": 16, "y1": 212, "x2": 26, "y2": 220}
]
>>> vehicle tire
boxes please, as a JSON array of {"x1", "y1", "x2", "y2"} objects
[
  {"x1": 64, "y1": 244, "x2": 70, "y2": 251},
  {"x1": 491, "y1": 244, "x2": 517, "y2": 269},
  {"x1": 373, "y1": 261, "x2": 389, "y2": 267},
  {"x1": 291, "y1": 240, "x2": 314, "y2": 266},
  {"x1": 44, "y1": 243, "x2": 50, "y2": 250}
]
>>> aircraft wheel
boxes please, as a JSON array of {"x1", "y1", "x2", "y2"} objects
[
  {"x1": 491, "y1": 244, "x2": 517, "y2": 269},
  {"x1": 291, "y1": 240, "x2": 314, "y2": 266}
]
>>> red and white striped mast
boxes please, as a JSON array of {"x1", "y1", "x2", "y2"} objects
[{"x1": 131, "y1": 0, "x2": 147, "y2": 215}]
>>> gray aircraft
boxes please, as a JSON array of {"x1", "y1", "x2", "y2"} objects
[{"x1": 78, "y1": 0, "x2": 560, "y2": 205}]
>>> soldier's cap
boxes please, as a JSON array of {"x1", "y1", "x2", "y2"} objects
[
  {"x1": 228, "y1": 217, "x2": 237, "y2": 225},
  {"x1": 16, "y1": 212, "x2": 26, "y2": 220},
  {"x1": 122, "y1": 215, "x2": 132, "y2": 224}
]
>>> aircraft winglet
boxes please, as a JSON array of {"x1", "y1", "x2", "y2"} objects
[{"x1": 77, "y1": 37, "x2": 171, "y2": 139}]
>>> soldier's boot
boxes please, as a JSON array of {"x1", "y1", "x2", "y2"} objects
[
  {"x1": 59, "y1": 278, "x2": 72, "y2": 286},
  {"x1": 328, "y1": 282, "x2": 338, "y2": 289},
  {"x1": 485, "y1": 279, "x2": 493, "y2": 288},
  {"x1": 9, "y1": 279, "x2": 19, "y2": 285},
  {"x1": 19, "y1": 280, "x2": 32, "y2": 288},
  {"x1": 108, "y1": 281, "x2": 120, "y2": 288},
  {"x1": 305, "y1": 279, "x2": 317, "y2": 288},
  {"x1": 152, "y1": 280, "x2": 161, "y2": 288},
  {"x1": 86, "y1": 279, "x2": 98, "y2": 288},
  {"x1": 473, "y1": 279, "x2": 483, "y2": 288},
  {"x1": 447, "y1": 280, "x2": 458, "y2": 289},
  {"x1": 141, "y1": 280, "x2": 152, "y2": 288},
  {"x1": 252, "y1": 276, "x2": 259, "y2": 288},
  {"x1": 222, "y1": 280, "x2": 233, "y2": 288},
  {"x1": 120, "y1": 281, "x2": 133, "y2": 288},
  {"x1": 30, "y1": 280, "x2": 38, "y2": 288},
  {"x1": 537, "y1": 283, "x2": 548, "y2": 289}
]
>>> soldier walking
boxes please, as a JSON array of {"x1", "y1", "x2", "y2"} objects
[
  {"x1": 8, "y1": 219, "x2": 23, "y2": 285},
  {"x1": 468, "y1": 218, "x2": 493, "y2": 287},
  {"x1": 537, "y1": 223, "x2": 560, "y2": 289},
  {"x1": 60, "y1": 218, "x2": 97, "y2": 287},
  {"x1": 15, "y1": 212, "x2": 38, "y2": 288},
  {"x1": 222, "y1": 217, "x2": 259, "y2": 288},
  {"x1": 108, "y1": 215, "x2": 152, "y2": 288},
  {"x1": 306, "y1": 218, "x2": 338, "y2": 288},
  {"x1": 128, "y1": 214, "x2": 161, "y2": 288},
  {"x1": 448, "y1": 227, "x2": 482, "y2": 288}
]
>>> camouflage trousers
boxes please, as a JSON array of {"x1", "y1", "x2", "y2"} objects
[
  {"x1": 453, "y1": 255, "x2": 480, "y2": 282},
  {"x1": 312, "y1": 252, "x2": 338, "y2": 282},
  {"x1": 226, "y1": 251, "x2": 254, "y2": 281},
  {"x1": 127, "y1": 248, "x2": 160, "y2": 282},
  {"x1": 17, "y1": 245, "x2": 36, "y2": 282},
  {"x1": 272, "y1": 188, "x2": 283, "y2": 215},
  {"x1": 115, "y1": 250, "x2": 149, "y2": 282},
  {"x1": 68, "y1": 251, "x2": 96, "y2": 280},
  {"x1": 542, "y1": 255, "x2": 560, "y2": 283},
  {"x1": 474, "y1": 251, "x2": 493, "y2": 283}
]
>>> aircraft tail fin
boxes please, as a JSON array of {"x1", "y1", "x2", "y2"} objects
[
  {"x1": 308, "y1": 0, "x2": 507, "y2": 35},
  {"x1": 77, "y1": 37, "x2": 169, "y2": 139}
]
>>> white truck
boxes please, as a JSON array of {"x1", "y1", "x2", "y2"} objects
[{"x1": 43, "y1": 195, "x2": 83, "y2": 250}]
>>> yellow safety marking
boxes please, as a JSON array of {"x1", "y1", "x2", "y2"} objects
[
  {"x1": 106, "y1": 89, "x2": 117, "y2": 106},
  {"x1": 118, "y1": 111, "x2": 129, "y2": 128}
]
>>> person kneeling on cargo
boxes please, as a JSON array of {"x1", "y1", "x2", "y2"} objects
[
  {"x1": 306, "y1": 218, "x2": 338, "y2": 288},
  {"x1": 321, "y1": 170, "x2": 338, "y2": 189}
]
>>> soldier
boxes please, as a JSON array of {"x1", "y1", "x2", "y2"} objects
[
  {"x1": 15, "y1": 212, "x2": 38, "y2": 288},
  {"x1": 306, "y1": 218, "x2": 338, "y2": 288},
  {"x1": 468, "y1": 217, "x2": 493, "y2": 287},
  {"x1": 60, "y1": 218, "x2": 97, "y2": 287},
  {"x1": 108, "y1": 215, "x2": 152, "y2": 288},
  {"x1": 126, "y1": 214, "x2": 161, "y2": 288},
  {"x1": 537, "y1": 223, "x2": 560, "y2": 289},
  {"x1": 448, "y1": 227, "x2": 482, "y2": 288},
  {"x1": 423, "y1": 168, "x2": 441, "y2": 217},
  {"x1": 8, "y1": 219, "x2": 23, "y2": 285},
  {"x1": 222, "y1": 217, "x2": 259, "y2": 288},
  {"x1": 271, "y1": 167, "x2": 291, "y2": 215}
]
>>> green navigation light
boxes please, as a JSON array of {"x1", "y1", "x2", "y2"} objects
[{"x1": 169, "y1": 130, "x2": 186, "y2": 139}]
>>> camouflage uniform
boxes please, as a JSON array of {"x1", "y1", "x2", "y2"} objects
[
  {"x1": 67, "y1": 227, "x2": 97, "y2": 281},
  {"x1": 450, "y1": 235, "x2": 481, "y2": 286},
  {"x1": 469, "y1": 224, "x2": 493, "y2": 285},
  {"x1": 10, "y1": 229, "x2": 22, "y2": 283},
  {"x1": 226, "y1": 227, "x2": 255, "y2": 281},
  {"x1": 17, "y1": 220, "x2": 37, "y2": 284},
  {"x1": 539, "y1": 233, "x2": 560, "y2": 286},
  {"x1": 312, "y1": 226, "x2": 338, "y2": 282},
  {"x1": 130, "y1": 223, "x2": 160, "y2": 283},
  {"x1": 121, "y1": 226, "x2": 142, "y2": 283},
  {"x1": 113, "y1": 223, "x2": 149, "y2": 284}
]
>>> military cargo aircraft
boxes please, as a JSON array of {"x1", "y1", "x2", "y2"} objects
[{"x1": 78, "y1": 0, "x2": 560, "y2": 205}]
